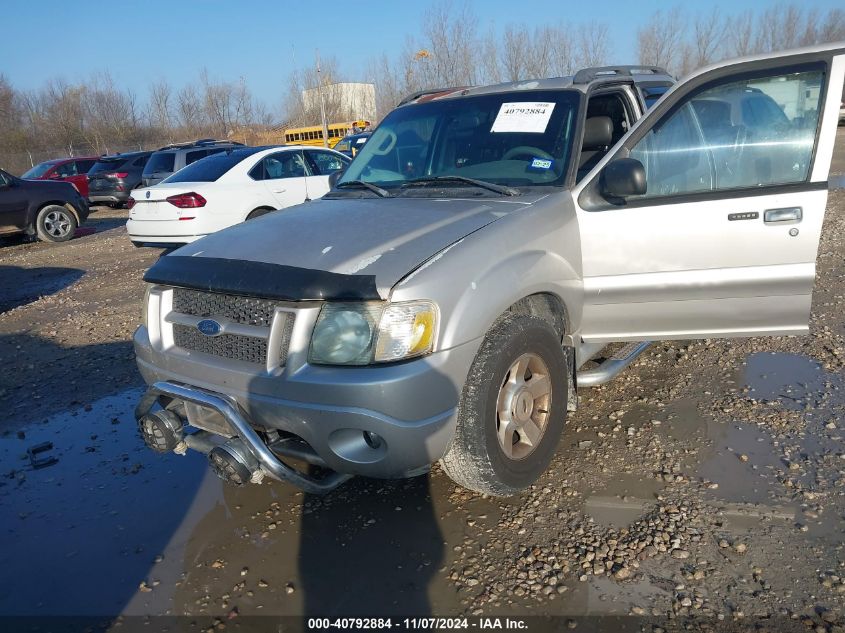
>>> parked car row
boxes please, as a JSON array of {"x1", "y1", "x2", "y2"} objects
[{"x1": 126, "y1": 145, "x2": 350, "y2": 246}]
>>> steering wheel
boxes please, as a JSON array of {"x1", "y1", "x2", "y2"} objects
[{"x1": 502, "y1": 146, "x2": 554, "y2": 161}]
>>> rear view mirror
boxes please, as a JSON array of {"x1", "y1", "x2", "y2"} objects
[
  {"x1": 328, "y1": 168, "x2": 346, "y2": 189},
  {"x1": 601, "y1": 158, "x2": 646, "y2": 199}
]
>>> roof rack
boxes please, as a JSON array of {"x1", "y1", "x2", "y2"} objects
[
  {"x1": 572, "y1": 66, "x2": 670, "y2": 85},
  {"x1": 156, "y1": 139, "x2": 244, "y2": 151},
  {"x1": 398, "y1": 86, "x2": 470, "y2": 106}
]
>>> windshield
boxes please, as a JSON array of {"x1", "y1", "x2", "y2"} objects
[
  {"x1": 338, "y1": 90, "x2": 578, "y2": 192},
  {"x1": 144, "y1": 152, "x2": 176, "y2": 175},
  {"x1": 22, "y1": 161, "x2": 57, "y2": 178},
  {"x1": 89, "y1": 159, "x2": 126, "y2": 175}
]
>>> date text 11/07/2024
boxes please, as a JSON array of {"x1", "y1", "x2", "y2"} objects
[{"x1": 307, "y1": 618, "x2": 529, "y2": 630}]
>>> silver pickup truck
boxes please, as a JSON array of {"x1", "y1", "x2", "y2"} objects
[{"x1": 134, "y1": 44, "x2": 845, "y2": 496}]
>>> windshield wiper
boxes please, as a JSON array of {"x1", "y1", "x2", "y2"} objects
[
  {"x1": 402, "y1": 176, "x2": 519, "y2": 197},
  {"x1": 335, "y1": 180, "x2": 391, "y2": 198}
]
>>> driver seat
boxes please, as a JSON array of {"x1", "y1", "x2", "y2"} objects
[{"x1": 577, "y1": 116, "x2": 613, "y2": 182}]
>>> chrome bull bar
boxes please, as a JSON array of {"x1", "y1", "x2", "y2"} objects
[{"x1": 135, "y1": 381, "x2": 352, "y2": 494}]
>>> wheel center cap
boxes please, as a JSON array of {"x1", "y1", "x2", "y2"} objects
[{"x1": 512, "y1": 389, "x2": 534, "y2": 423}]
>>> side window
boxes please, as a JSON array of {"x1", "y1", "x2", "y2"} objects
[
  {"x1": 248, "y1": 161, "x2": 265, "y2": 181},
  {"x1": 185, "y1": 150, "x2": 207, "y2": 165},
  {"x1": 577, "y1": 91, "x2": 634, "y2": 182},
  {"x1": 0, "y1": 171, "x2": 8, "y2": 186},
  {"x1": 55, "y1": 162, "x2": 77, "y2": 177},
  {"x1": 76, "y1": 160, "x2": 95, "y2": 173},
  {"x1": 133, "y1": 155, "x2": 150, "y2": 168},
  {"x1": 307, "y1": 150, "x2": 348, "y2": 175},
  {"x1": 586, "y1": 92, "x2": 632, "y2": 145},
  {"x1": 263, "y1": 152, "x2": 309, "y2": 179},
  {"x1": 629, "y1": 68, "x2": 823, "y2": 199},
  {"x1": 640, "y1": 84, "x2": 672, "y2": 109}
]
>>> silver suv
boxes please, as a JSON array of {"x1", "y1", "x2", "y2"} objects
[
  {"x1": 133, "y1": 44, "x2": 845, "y2": 496},
  {"x1": 141, "y1": 139, "x2": 244, "y2": 187}
]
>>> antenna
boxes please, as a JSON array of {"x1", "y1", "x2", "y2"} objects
[
  {"x1": 316, "y1": 49, "x2": 330, "y2": 149},
  {"x1": 301, "y1": 149, "x2": 311, "y2": 202}
]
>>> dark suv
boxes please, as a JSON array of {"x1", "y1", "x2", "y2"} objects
[
  {"x1": 0, "y1": 169, "x2": 89, "y2": 242},
  {"x1": 87, "y1": 151, "x2": 152, "y2": 207},
  {"x1": 141, "y1": 140, "x2": 244, "y2": 187}
]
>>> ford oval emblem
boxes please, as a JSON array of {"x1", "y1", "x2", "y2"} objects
[
  {"x1": 196, "y1": 319, "x2": 222, "y2": 337},
  {"x1": 145, "y1": 191, "x2": 151, "y2": 199}
]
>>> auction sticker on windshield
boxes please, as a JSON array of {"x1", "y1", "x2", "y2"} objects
[{"x1": 491, "y1": 102, "x2": 555, "y2": 133}]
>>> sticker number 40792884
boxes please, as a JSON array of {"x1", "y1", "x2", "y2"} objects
[{"x1": 491, "y1": 102, "x2": 556, "y2": 133}]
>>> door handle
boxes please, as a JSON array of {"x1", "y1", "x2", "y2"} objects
[
  {"x1": 272, "y1": 188, "x2": 286, "y2": 194},
  {"x1": 764, "y1": 207, "x2": 802, "y2": 223}
]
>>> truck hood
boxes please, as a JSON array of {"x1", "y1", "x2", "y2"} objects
[{"x1": 151, "y1": 194, "x2": 545, "y2": 300}]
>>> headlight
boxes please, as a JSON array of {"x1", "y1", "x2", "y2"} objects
[
  {"x1": 309, "y1": 302, "x2": 382, "y2": 365},
  {"x1": 309, "y1": 300, "x2": 438, "y2": 365}
]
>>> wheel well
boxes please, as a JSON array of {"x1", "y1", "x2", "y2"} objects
[
  {"x1": 31, "y1": 201, "x2": 81, "y2": 229},
  {"x1": 246, "y1": 206, "x2": 275, "y2": 220},
  {"x1": 506, "y1": 293, "x2": 569, "y2": 337},
  {"x1": 506, "y1": 293, "x2": 577, "y2": 411}
]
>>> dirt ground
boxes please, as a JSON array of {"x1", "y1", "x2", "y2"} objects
[{"x1": 2, "y1": 129, "x2": 845, "y2": 631}]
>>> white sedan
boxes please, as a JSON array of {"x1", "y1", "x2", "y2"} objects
[{"x1": 126, "y1": 145, "x2": 350, "y2": 246}]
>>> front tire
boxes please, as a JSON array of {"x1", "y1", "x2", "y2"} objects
[
  {"x1": 440, "y1": 313, "x2": 568, "y2": 496},
  {"x1": 36, "y1": 205, "x2": 77, "y2": 242}
]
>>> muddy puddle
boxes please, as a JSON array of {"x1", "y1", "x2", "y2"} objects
[{"x1": 0, "y1": 388, "x2": 501, "y2": 616}]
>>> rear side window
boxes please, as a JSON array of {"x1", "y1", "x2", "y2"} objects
[
  {"x1": 75, "y1": 159, "x2": 96, "y2": 173},
  {"x1": 641, "y1": 85, "x2": 671, "y2": 109},
  {"x1": 185, "y1": 150, "x2": 208, "y2": 165},
  {"x1": 132, "y1": 155, "x2": 150, "y2": 168},
  {"x1": 164, "y1": 150, "x2": 257, "y2": 183},
  {"x1": 261, "y1": 152, "x2": 309, "y2": 179},
  {"x1": 144, "y1": 152, "x2": 176, "y2": 174}
]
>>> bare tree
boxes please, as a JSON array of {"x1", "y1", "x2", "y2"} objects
[
  {"x1": 148, "y1": 79, "x2": 174, "y2": 140},
  {"x1": 577, "y1": 21, "x2": 611, "y2": 68},
  {"x1": 500, "y1": 25, "x2": 531, "y2": 82},
  {"x1": 691, "y1": 9, "x2": 726, "y2": 68},
  {"x1": 637, "y1": 8, "x2": 687, "y2": 74},
  {"x1": 726, "y1": 10, "x2": 756, "y2": 57}
]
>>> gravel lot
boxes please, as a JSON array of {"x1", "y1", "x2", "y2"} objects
[{"x1": 1, "y1": 129, "x2": 845, "y2": 630}]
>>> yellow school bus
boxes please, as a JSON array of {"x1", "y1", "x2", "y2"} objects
[{"x1": 283, "y1": 120, "x2": 371, "y2": 148}]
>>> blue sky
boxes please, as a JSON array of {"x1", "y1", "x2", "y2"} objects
[{"x1": 2, "y1": 0, "x2": 842, "y2": 111}]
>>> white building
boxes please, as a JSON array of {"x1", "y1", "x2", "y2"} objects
[{"x1": 302, "y1": 82, "x2": 377, "y2": 122}]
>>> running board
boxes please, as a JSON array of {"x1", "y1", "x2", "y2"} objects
[{"x1": 577, "y1": 341, "x2": 652, "y2": 387}]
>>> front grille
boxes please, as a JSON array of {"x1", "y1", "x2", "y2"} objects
[
  {"x1": 169, "y1": 288, "x2": 295, "y2": 366},
  {"x1": 173, "y1": 324, "x2": 269, "y2": 364},
  {"x1": 173, "y1": 288, "x2": 277, "y2": 327}
]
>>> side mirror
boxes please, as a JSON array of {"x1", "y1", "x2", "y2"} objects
[
  {"x1": 328, "y1": 168, "x2": 346, "y2": 189},
  {"x1": 601, "y1": 158, "x2": 646, "y2": 199}
]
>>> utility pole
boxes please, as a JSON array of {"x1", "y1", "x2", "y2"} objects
[{"x1": 316, "y1": 50, "x2": 330, "y2": 148}]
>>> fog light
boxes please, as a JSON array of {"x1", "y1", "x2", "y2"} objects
[
  {"x1": 208, "y1": 440, "x2": 259, "y2": 486},
  {"x1": 138, "y1": 410, "x2": 184, "y2": 453}
]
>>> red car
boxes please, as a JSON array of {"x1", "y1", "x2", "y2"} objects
[{"x1": 22, "y1": 156, "x2": 98, "y2": 197}]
